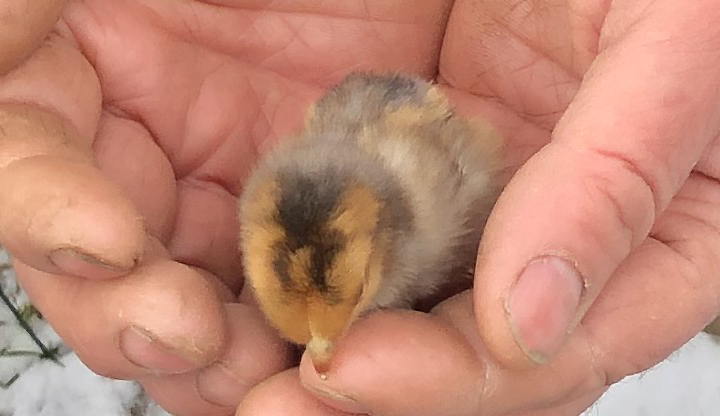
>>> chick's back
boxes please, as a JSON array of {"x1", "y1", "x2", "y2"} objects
[
  {"x1": 302, "y1": 72, "x2": 502, "y2": 308},
  {"x1": 240, "y1": 72, "x2": 502, "y2": 317}
]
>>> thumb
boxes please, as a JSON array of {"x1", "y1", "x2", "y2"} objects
[
  {"x1": 0, "y1": 0, "x2": 66, "y2": 75},
  {"x1": 0, "y1": 30, "x2": 146, "y2": 278},
  {"x1": 475, "y1": 0, "x2": 720, "y2": 367}
]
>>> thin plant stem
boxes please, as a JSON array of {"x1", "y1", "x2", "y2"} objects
[
  {"x1": 0, "y1": 286, "x2": 60, "y2": 364},
  {"x1": 1, "y1": 373, "x2": 20, "y2": 389}
]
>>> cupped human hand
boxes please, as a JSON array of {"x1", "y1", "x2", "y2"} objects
[
  {"x1": 2, "y1": 1, "x2": 720, "y2": 415},
  {"x1": 236, "y1": 1, "x2": 720, "y2": 416},
  {"x1": 0, "y1": 1, "x2": 462, "y2": 415}
]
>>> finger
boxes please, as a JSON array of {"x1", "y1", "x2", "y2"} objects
[
  {"x1": 237, "y1": 369, "x2": 352, "y2": 416},
  {"x1": 0, "y1": 31, "x2": 145, "y2": 279},
  {"x1": 195, "y1": 303, "x2": 291, "y2": 408},
  {"x1": 168, "y1": 180, "x2": 246, "y2": 292},
  {"x1": 141, "y1": 372, "x2": 235, "y2": 416},
  {"x1": 0, "y1": 0, "x2": 67, "y2": 75},
  {"x1": 93, "y1": 113, "x2": 177, "y2": 242},
  {"x1": 0, "y1": 154, "x2": 145, "y2": 277},
  {"x1": 474, "y1": 0, "x2": 720, "y2": 366},
  {"x1": 0, "y1": 32, "x2": 102, "y2": 138},
  {"x1": 14, "y1": 246, "x2": 229, "y2": 380}
]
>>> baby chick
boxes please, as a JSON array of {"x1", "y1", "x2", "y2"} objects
[{"x1": 238, "y1": 72, "x2": 502, "y2": 373}]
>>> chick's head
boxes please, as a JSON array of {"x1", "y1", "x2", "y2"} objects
[{"x1": 240, "y1": 168, "x2": 397, "y2": 371}]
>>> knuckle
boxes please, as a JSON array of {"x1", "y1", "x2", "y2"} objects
[{"x1": 584, "y1": 147, "x2": 660, "y2": 247}]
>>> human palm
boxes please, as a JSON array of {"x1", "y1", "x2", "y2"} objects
[{"x1": 2, "y1": 1, "x2": 720, "y2": 415}]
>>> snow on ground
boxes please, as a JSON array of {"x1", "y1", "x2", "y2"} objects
[
  {"x1": 584, "y1": 333, "x2": 720, "y2": 416},
  {"x1": 1, "y1": 353, "x2": 140, "y2": 416},
  {"x1": 1, "y1": 247, "x2": 719, "y2": 416}
]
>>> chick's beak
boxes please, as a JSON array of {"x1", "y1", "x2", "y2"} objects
[
  {"x1": 306, "y1": 297, "x2": 359, "y2": 377},
  {"x1": 307, "y1": 335, "x2": 334, "y2": 375}
]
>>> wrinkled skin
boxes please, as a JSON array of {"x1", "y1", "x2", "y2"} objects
[{"x1": 1, "y1": 1, "x2": 720, "y2": 415}]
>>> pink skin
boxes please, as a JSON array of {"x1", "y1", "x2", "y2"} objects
[{"x1": 0, "y1": 1, "x2": 719, "y2": 415}]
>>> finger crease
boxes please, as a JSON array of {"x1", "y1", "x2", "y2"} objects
[
  {"x1": 589, "y1": 175, "x2": 638, "y2": 248},
  {"x1": 593, "y1": 148, "x2": 661, "y2": 217}
]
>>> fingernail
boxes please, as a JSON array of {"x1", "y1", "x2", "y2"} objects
[
  {"x1": 50, "y1": 247, "x2": 133, "y2": 278},
  {"x1": 302, "y1": 381, "x2": 370, "y2": 415},
  {"x1": 118, "y1": 326, "x2": 198, "y2": 374},
  {"x1": 196, "y1": 363, "x2": 248, "y2": 408},
  {"x1": 507, "y1": 256, "x2": 584, "y2": 363}
]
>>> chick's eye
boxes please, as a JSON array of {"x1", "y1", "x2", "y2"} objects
[{"x1": 271, "y1": 250, "x2": 293, "y2": 289}]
